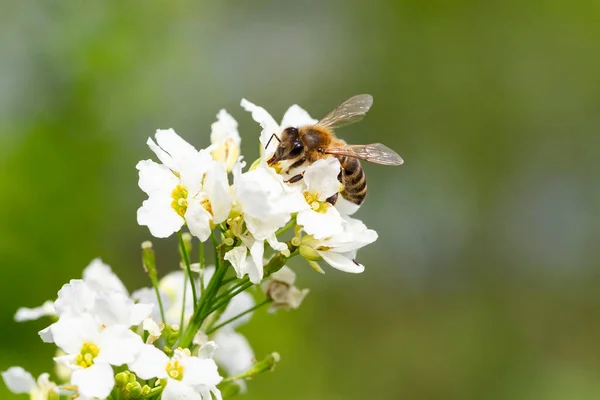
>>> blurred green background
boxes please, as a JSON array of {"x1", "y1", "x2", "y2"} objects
[{"x1": 1, "y1": 1, "x2": 600, "y2": 399}]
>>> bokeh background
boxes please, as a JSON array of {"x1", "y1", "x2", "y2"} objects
[{"x1": 1, "y1": 1, "x2": 600, "y2": 399}]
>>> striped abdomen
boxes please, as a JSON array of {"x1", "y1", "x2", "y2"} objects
[{"x1": 337, "y1": 156, "x2": 367, "y2": 205}]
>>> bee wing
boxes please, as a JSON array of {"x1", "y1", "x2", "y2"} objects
[
  {"x1": 316, "y1": 94, "x2": 374, "y2": 129},
  {"x1": 324, "y1": 143, "x2": 404, "y2": 166}
]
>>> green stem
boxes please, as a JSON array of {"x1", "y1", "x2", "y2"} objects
[
  {"x1": 220, "y1": 352, "x2": 281, "y2": 384},
  {"x1": 152, "y1": 283, "x2": 166, "y2": 325},
  {"x1": 178, "y1": 237, "x2": 228, "y2": 348},
  {"x1": 199, "y1": 239, "x2": 205, "y2": 295},
  {"x1": 213, "y1": 278, "x2": 250, "y2": 303},
  {"x1": 177, "y1": 232, "x2": 198, "y2": 311},
  {"x1": 206, "y1": 299, "x2": 271, "y2": 335},
  {"x1": 275, "y1": 217, "x2": 296, "y2": 236},
  {"x1": 179, "y1": 272, "x2": 188, "y2": 337},
  {"x1": 207, "y1": 281, "x2": 253, "y2": 316}
]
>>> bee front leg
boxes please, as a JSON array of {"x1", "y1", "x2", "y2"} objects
[{"x1": 285, "y1": 173, "x2": 304, "y2": 184}]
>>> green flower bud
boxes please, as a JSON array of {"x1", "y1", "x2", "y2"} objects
[
  {"x1": 299, "y1": 244, "x2": 321, "y2": 261},
  {"x1": 141, "y1": 242, "x2": 156, "y2": 278},
  {"x1": 115, "y1": 372, "x2": 129, "y2": 386}
]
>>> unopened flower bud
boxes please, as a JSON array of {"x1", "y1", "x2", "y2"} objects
[
  {"x1": 115, "y1": 372, "x2": 129, "y2": 386},
  {"x1": 126, "y1": 381, "x2": 143, "y2": 398},
  {"x1": 179, "y1": 232, "x2": 193, "y2": 259},
  {"x1": 141, "y1": 241, "x2": 156, "y2": 277},
  {"x1": 299, "y1": 244, "x2": 321, "y2": 262}
]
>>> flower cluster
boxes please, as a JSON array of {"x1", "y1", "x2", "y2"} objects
[{"x1": 3, "y1": 99, "x2": 382, "y2": 399}]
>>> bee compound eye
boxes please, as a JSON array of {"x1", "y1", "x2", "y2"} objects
[{"x1": 290, "y1": 140, "x2": 303, "y2": 156}]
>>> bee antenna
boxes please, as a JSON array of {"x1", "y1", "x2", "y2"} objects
[{"x1": 265, "y1": 133, "x2": 281, "y2": 149}]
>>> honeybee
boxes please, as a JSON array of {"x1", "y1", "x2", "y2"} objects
[{"x1": 266, "y1": 94, "x2": 403, "y2": 209}]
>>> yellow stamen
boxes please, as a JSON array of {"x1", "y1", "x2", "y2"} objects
[
  {"x1": 171, "y1": 185, "x2": 189, "y2": 217},
  {"x1": 165, "y1": 360, "x2": 184, "y2": 381},
  {"x1": 76, "y1": 342, "x2": 100, "y2": 368}
]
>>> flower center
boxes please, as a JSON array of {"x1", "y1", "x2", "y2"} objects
[
  {"x1": 75, "y1": 342, "x2": 99, "y2": 368},
  {"x1": 165, "y1": 360, "x2": 184, "y2": 381},
  {"x1": 201, "y1": 197, "x2": 213, "y2": 216},
  {"x1": 171, "y1": 185, "x2": 189, "y2": 217},
  {"x1": 303, "y1": 192, "x2": 329, "y2": 213}
]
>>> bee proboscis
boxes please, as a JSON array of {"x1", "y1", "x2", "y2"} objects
[{"x1": 267, "y1": 94, "x2": 403, "y2": 209}]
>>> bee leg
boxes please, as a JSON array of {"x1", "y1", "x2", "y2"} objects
[
  {"x1": 285, "y1": 157, "x2": 306, "y2": 174},
  {"x1": 326, "y1": 192, "x2": 339, "y2": 205},
  {"x1": 285, "y1": 173, "x2": 304, "y2": 184}
]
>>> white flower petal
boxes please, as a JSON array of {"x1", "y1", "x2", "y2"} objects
[
  {"x1": 129, "y1": 344, "x2": 169, "y2": 380},
  {"x1": 38, "y1": 326, "x2": 53, "y2": 343},
  {"x1": 210, "y1": 109, "x2": 240, "y2": 145},
  {"x1": 197, "y1": 341, "x2": 218, "y2": 360},
  {"x1": 280, "y1": 104, "x2": 318, "y2": 129},
  {"x1": 213, "y1": 331, "x2": 254, "y2": 376},
  {"x1": 154, "y1": 129, "x2": 199, "y2": 171},
  {"x1": 2, "y1": 367, "x2": 35, "y2": 394},
  {"x1": 181, "y1": 357, "x2": 222, "y2": 387},
  {"x1": 297, "y1": 207, "x2": 344, "y2": 240},
  {"x1": 303, "y1": 158, "x2": 342, "y2": 200},
  {"x1": 54, "y1": 280, "x2": 96, "y2": 316},
  {"x1": 269, "y1": 266, "x2": 297, "y2": 286},
  {"x1": 82, "y1": 258, "x2": 129, "y2": 295},
  {"x1": 247, "y1": 240, "x2": 265, "y2": 283},
  {"x1": 96, "y1": 325, "x2": 143, "y2": 366},
  {"x1": 317, "y1": 250, "x2": 364, "y2": 273},
  {"x1": 204, "y1": 162, "x2": 232, "y2": 224},
  {"x1": 186, "y1": 200, "x2": 213, "y2": 242},
  {"x1": 224, "y1": 246, "x2": 248, "y2": 280},
  {"x1": 71, "y1": 363, "x2": 114, "y2": 399},
  {"x1": 14, "y1": 300, "x2": 55, "y2": 322},
  {"x1": 179, "y1": 149, "x2": 212, "y2": 194},
  {"x1": 163, "y1": 379, "x2": 202, "y2": 400},
  {"x1": 130, "y1": 303, "x2": 154, "y2": 326},
  {"x1": 136, "y1": 159, "x2": 179, "y2": 196},
  {"x1": 147, "y1": 137, "x2": 177, "y2": 171},
  {"x1": 49, "y1": 314, "x2": 99, "y2": 354},
  {"x1": 266, "y1": 234, "x2": 289, "y2": 253},
  {"x1": 137, "y1": 195, "x2": 184, "y2": 238},
  {"x1": 240, "y1": 99, "x2": 280, "y2": 159}
]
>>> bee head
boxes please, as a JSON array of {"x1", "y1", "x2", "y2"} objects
[{"x1": 267, "y1": 127, "x2": 305, "y2": 165}]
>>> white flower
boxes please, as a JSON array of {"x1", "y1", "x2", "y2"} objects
[
  {"x1": 137, "y1": 128, "x2": 232, "y2": 241},
  {"x1": 296, "y1": 158, "x2": 344, "y2": 239},
  {"x1": 209, "y1": 109, "x2": 241, "y2": 172},
  {"x1": 49, "y1": 314, "x2": 143, "y2": 399},
  {"x1": 241, "y1": 98, "x2": 317, "y2": 162},
  {"x1": 52, "y1": 280, "x2": 152, "y2": 327},
  {"x1": 226, "y1": 162, "x2": 307, "y2": 283},
  {"x1": 2, "y1": 367, "x2": 58, "y2": 399},
  {"x1": 130, "y1": 344, "x2": 222, "y2": 400},
  {"x1": 300, "y1": 216, "x2": 378, "y2": 273},
  {"x1": 15, "y1": 258, "x2": 126, "y2": 322},
  {"x1": 262, "y1": 266, "x2": 309, "y2": 311},
  {"x1": 81, "y1": 258, "x2": 129, "y2": 295}
]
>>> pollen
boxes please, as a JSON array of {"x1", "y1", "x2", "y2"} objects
[
  {"x1": 201, "y1": 198, "x2": 213, "y2": 216},
  {"x1": 304, "y1": 192, "x2": 329, "y2": 214},
  {"x1": 75, "y1": 342, "x2": 100, "y2": 368},
  {"x1": 165, "y1": 360, "x2": 184, "y2": 381},
  {"x1": 171, "y1": 185, "x2": 189, "y2": 217}
]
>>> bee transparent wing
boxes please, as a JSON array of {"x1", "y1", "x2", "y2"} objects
[
  {"x1": 317, "y1": 94, "x2": 374, "y2": 129},
  {"x1": 324, "y1": 143, "x2": 404, "y2": 166}
]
